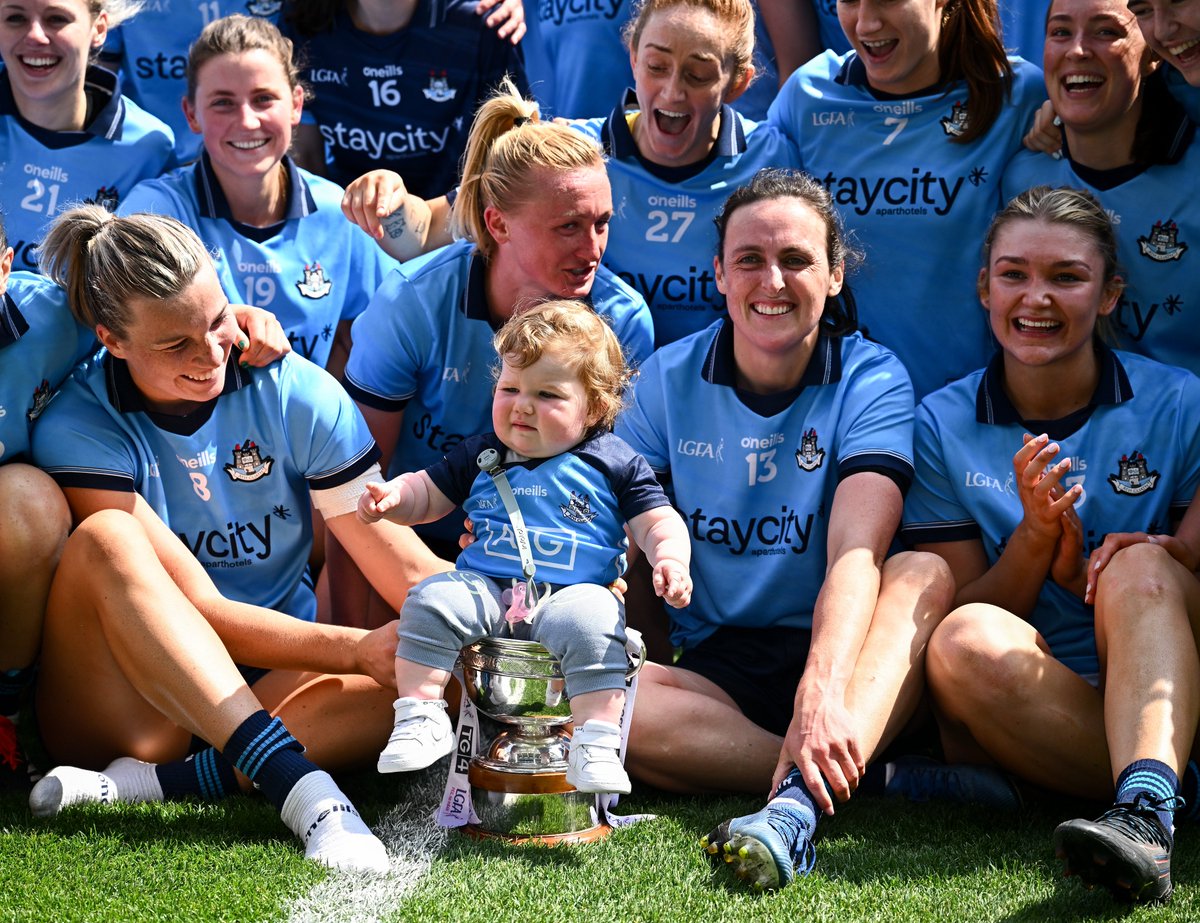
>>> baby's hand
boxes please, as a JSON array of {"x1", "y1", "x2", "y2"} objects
[
  {"x1": 653, "y1": 559, "x2": 692, "y2": 609},
  {"x1": 358, "y1": 480, "x2": 399, "y2": 524}
]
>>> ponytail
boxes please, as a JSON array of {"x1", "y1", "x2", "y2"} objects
[{"x1": 938, "y1": 0, "x2": 1012, "y2": 144}]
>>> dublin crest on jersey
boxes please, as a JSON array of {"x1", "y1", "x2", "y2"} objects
[
  {"x1": 27, "y1": 378, "x2": 51, "y2": 422},
  {"x1": 1107, "y1": 450, "x2": 1159, "y2": 496},
  {"x1": 245, "y1": 0, "x2": 281, "y2": 15},
  {"x1": 560, "y1": 490, "x2": 597, "y2": 524},
  {"x1": 224, "y1": 440, "x2": 275, "y2": 483},
  {"x1": 296, "y1": 262, "x2": 333, "y2": 299},
  {"x1": 423, "y1": 72, "x2": 457, "y2": 103},
  {"x1": 940, "y1": 101, "x2": 969, "y2": 138},
  {"x1": 1137, "y1": 220, "x2": 1188, "y2": 262},
  {"x1": 86, "y1": 185, "x2": 120, "y2": 211},
  {"x1": 795, "y1": 429, "x2": 826, "y2": 472}
]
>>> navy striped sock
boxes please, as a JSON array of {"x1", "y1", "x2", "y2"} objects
[
  {"x1": 155, "y1": 748, "x2": 239, "y2": 801},
  {"x1": 221, "y1": 711, "x2": 317, "y2": 811},
  {"x1": 1116, "y1": 758, "x2": 1179, "y2": 833}
]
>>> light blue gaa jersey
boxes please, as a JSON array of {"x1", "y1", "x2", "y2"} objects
[
  {"x1": 526, "y1": 1, "x2": 782, "y2": 121},
  {"x1": 1166, "y1": 69, "x2": 1200, "y2": 124},
  {"x1": 1002, "y1": 121, "x2": 1200, "y2": 377},
  {"x1": 119, "y1": 154, "x2": 394, "y2": 369},
  {"x1": 0, "y1": 273, "x2": 96, "y2": 464},
  {"x1": 343, "y1": 239, "x2": 654, "y2": 543},
  {"x1": 574, "y1": 98, "x2": 799, "y2": 348},
  {"x1": 768, "y1": 52, "x2": 1046, "y2": 399},
  {"x1": 0, "y1": 67, "x2": 175, "y2": 275},
  {"x1": 902, "y1": 345, "x2": 1200, "y2": 675},
  {"x1": 616, "y1": 319, "x2": 915, "y2": 649},
  {"x1": 279, "y1": 0, "x2": 524, "y2": 197},
  {"x1": 428, "y1": 431, "x2": 670, "y2": 585},
  {"x1": 101, "y1": 0, "x2": 281, "y2": 165},
  {"x1": 32, "y1": 351, "x2": 380, "y2": 621}
]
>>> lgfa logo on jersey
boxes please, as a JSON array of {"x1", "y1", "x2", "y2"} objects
[
  {"x1": 296, "y1": 262, "x2": 333, "y2": 299},
  {"x1": 86, "y1": 185, "x2": 119, "y2": 212},
  {"x1": 812, "y1": 110, "x2": 855, "y2": 128},
  {"x1": 940, "y1": 101, "x2": 969, "y2": 138},
  {"x1": 224, "y1": 440, "x2": 274, "y2": 483},
  {"x1": 795, "y1": 429, "x2": 825, "y2": 471},
  {"x1": 423, "y1": 72, "x2": 457, "y2": 103},
  {"x1": 560, "y1": 491, "x2": 597, "y2": 525},
  {"x1": 1138, "y1": 220, "x2": 1188, "y2": 262},
  {"x1": 676, "y1": 437, "x2": 724, "y2": 461},
  {"x1": 1107, "y1": 450, "x2": 1159, "y2": 495},
  {"x1": 26, "y1": 378, "x2": 51, "y2": 422},
  {"x1": 245, "y1": 0, "x2": 281, "y2": 15}
]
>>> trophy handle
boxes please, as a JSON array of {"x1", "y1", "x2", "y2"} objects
[{"x1": 625, "y1": 639, "x2": 648, "y2": 681}]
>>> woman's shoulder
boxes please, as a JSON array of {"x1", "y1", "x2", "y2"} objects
[
  {"x1": 914, "y1": 366, "x2": 989, "y2": 420},
  {"x1": 120, "y1": 164, "x2": 195, "y2": 213}
]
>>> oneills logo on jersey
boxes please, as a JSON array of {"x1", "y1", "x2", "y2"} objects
[
  {"x1": 296, "y1": 262, "x2": 333, "y2": 299},
  {"x1": 1138, "y1": 220, "x2": 1188, "y2": 262},
  {"x1": 1107, "y1": 451, "x2": 1159, "y2": 495},
  {"x1": 940, "y1": 101, "x2": 969, "y2": 137},
  {"x1": 795, "y1": 429, "x2": 825, "y2": 471},
  {"x1": 86, "y1": 185, "x2": 119, "y2": 211},
  {"x1": 244, "y1": 0, "x2": 282, "y2": 15},
  {"x1": 224, "y1": 440, "x2": 275, "y2": 483},
  {"x1": 560, "y1": 491, "x2": 597, "y2": 524},
  {"x1": 423, "y1": 72, "x2": 457, "y2": 103},
  {"x1": 26, "y1": 378, "x2": 51, "y2": 422}
]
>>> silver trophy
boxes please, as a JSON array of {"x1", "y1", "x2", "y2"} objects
[{"x1": 458, "y1": 636, "x2": 644, "y2": 843}]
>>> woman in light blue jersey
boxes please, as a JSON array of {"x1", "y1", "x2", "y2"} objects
[
  {"x1": 0, "y1": 0, "x2": 175, "y2": 274},
  {"x1": 614, "y1": 168, "x2": 960, "y2": 888},
  {"x1": 120, "y1": 15, "x2": 393, "y2": 377},
  {"x1": 1002, "y1": 0, "x2": 1200, "y2": 376},
  {"x1": 24, "y1": 206, "x2": 452, "y2": 874},
  {"x1": 903, "y1": 186, "x2": 1200, "y2": 904},
  {"x1": 766, "y1": 0, "x2": 1047, "y2": 398}
]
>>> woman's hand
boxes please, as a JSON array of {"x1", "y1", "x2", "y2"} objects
[
  {"x1": 356, "y1": 619, "x2": 400, "y2": 688},
  {"x1": 1050, "y1": 494, "x2": 1087, "y2": 597},
  {"x1": 230, "y1": 304, "x2": 291, "y2": 367},
  {"x1": 1014, "y1": 433, "x2": 1081, "y2": 543},
  {"x1": 477, "y1": 0, "x2": 526, "y2": 43},
  {"x1": 341, "y1": 170, "x2": 410, "y2": 240},
  {"x1": 1023, "y1": 99, "x2": 1064, "y2": 157},
  {"x1": 772, "y1": 687, "x2": 863, "y2": 814}
]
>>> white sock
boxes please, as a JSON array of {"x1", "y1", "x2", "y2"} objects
[
  {"x1": 29, "y1": 757, "x2": 165, "y2": 818},
  {"x1": 280, "y1": 770, "x2": 390, "y2": 875}
]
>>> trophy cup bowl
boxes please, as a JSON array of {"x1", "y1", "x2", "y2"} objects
[{"x1": 459, "y1": 636, "x2": 643, "y2": 843}]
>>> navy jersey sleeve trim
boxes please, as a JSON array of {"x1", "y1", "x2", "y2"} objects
[
  {"x1": 838, "y1": 460, "x2": 913, "y2": 495},
  {"x1": 49, "y1": 469, "x2": 137, "y2": 492},
  {"x1": 307, "y1": 442, "x2": 382, "y2": 491},
  {"x1": 900, "y1": 520, "x2": 981, "y2": 545},
  {"x1": 342, "y1": 376, "x2": 413, "y2": 412}
]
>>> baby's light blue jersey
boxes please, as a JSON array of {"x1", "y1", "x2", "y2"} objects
[
  {"x1": 0, "y1": 67, "x2": 175, "y2": 274},
  {"x1": 279, "y1": 0, "x2": 523, "y2": 197},
  {"x1": 343, "y1": 239, "x2": 654, "y2": 542},
  {"x1": 617, "y1": 319, "x2": 915, "y2": 649},
  {"x1": 902, "y1": 346, "x2": 1200, "y2": 675},
  {"x1": 768, "y1": 52, "x2": 1045, "y2": 399},
  {"x1": 101, "y1": 1, "x2": 281, "y2": 164},
  {"x1": 428, "y1": 431, "x2": 670, "y2": 585},
  {"x1": 575, "y1": 99, "x2": 799, "y2": 348},
  {"x1": 0, "y1": 272, "x2": 95, "y2": 463},
  {"x1": 32, "y1": 351, "x2": 379, "y2": 621},
  {"x1": 1002, "y1": 122, "x2": 1200, "y2": 377},
  {"x1": 120, "y1": 155, "x2": 393, "y2": 369}
]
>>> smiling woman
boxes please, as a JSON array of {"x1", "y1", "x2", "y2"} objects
[{"x1": 0, "y1": 0, "x2": 174, "y2": 273}]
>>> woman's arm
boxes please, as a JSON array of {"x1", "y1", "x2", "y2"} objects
[
  {"x1": 340, "y1": 170, "x2": 453, "y2": 261},
  {"x1": 62, "y1": 486, "x2": 395, "y2": 684}
]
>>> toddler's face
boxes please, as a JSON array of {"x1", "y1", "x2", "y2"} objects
[{"x1": 492, "y1": 347, "x2": 595, "y2": 458}]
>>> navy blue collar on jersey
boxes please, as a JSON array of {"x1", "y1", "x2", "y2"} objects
[
  {"x1": 461, "y1": 249, "x2": 596, "y2": 329},
  {"x1": 0, "y1": 292, "x2": 30, "y2": 349},
  {"x1": 0, "y1": 65, "x2": 126, "y2": 148},
  {"x1": 601, "y1": 88, "x2": 745, "y2": 182},
  {"x1": 104, "y1": 347, "x2": 248, "y2": 435},
  {"x1": 702, "y1": 317, "x2": 842, "y2": 415},
  {"x1": 834, "y1": 54, "x2": 946, "y2": 101},
  {"x1": 975, "y1": 340, "x2": 1132, "y2": 434},
  {"x1": 193, "y1": 152, "x2": 317, "y2": 240}
]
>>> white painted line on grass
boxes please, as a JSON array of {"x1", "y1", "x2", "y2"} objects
[{"x1": 286, "y1": 766, "x2": 448, "y2": 923}]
